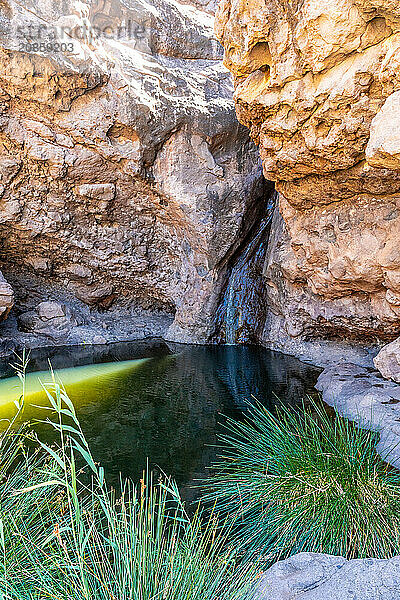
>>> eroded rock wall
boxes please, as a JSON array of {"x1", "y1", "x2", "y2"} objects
[
  {"x1": 215, "y1": 0, "x2": 400, "y2": 354},
  {"x1": 0, "y1": 0, "x2": 266, "y2": 350}
]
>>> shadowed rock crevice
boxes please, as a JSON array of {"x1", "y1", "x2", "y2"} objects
[{"x1": 213, "y1": 186, "x2": 275, "y2": 345}]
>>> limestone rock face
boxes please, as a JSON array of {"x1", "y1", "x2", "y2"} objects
[
  {"x1": 215, "y1": 0, "x2": 400, "y2": 346},
  {"x1": 255, "y1": 552, "x2": 400, "y2": 599},
  {"x1": 0, "y1": 0, "x2": 265, "y2": 347},
  {"x1": 374, "y1": 337, "x2": 400, "y2": 382}
]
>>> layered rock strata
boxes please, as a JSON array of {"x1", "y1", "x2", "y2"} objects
[
  {"x1": 0, "y1": 0, "x2": 266, "y2": 350},
  {"x1": 215, "y1": 0, "x2": 400, "y2": 353}
]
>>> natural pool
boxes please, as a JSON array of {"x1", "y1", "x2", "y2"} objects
[{"x1": 0, "y1": 340, "x2": 320, "y2": 500}]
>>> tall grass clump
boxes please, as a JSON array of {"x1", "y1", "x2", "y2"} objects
[
  {"x1": 201, "y1": 400, "x2": 400, "y2": 562},
  {"x1": 0, "y1": 371, "x2": 257, "y2": 599}
]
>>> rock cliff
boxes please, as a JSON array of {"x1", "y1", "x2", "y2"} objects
[
  {"x1": 3, "y1": 0, "x2": 400, "y2": 360},
  {"x1": 0, "y1": 0, "x2": 266, "y2": 350},
  {"x1": 215, "y1": 0, "x2": 400, "y2": 357}
]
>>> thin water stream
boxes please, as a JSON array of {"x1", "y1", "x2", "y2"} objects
[{"x1": 215, "y1": 195, "x2": 276, "y2": 345}]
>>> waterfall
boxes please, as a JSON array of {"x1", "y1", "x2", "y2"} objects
[{"x1": 215, "y1": 195, "x2": 275, "y2": 345}]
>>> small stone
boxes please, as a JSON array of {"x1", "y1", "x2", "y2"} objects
[
  {"x1": 27, "y1": 257, "x2": 52, "y2": 273},
  {"x1": 37, "y1": 301, "x2": 66, "y2": 320},
  {"x1": 65, "y1": 264, "x2": 93, "y2": 282}
]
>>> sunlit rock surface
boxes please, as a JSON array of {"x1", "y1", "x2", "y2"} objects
[
  {"x1": 0, "y1": 0, "x2": 265, "y2": 349},
  {"x1": 215, "y1": 0, "x2": 400, "y2": 349}
]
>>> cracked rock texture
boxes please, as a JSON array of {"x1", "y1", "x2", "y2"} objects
[
  {"x1": 215, "y1": 0, "x2": 400, "y2": 351},
  {"x1": 0, "y1": 0, "x2": 265, "y2": 350},
  {"x1": 255, "y1": 552, "x2": 400, "y2": 599}
]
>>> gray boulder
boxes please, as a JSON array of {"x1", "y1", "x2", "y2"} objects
[
  {"x1": 374, "y1": 338, "x2": 400, "y2": 384},
  {"x1": 18, "y1": 301, "x2": 79, "y2": 340},
  {"x1": 316, "y1": 362, "x2": 400, "y2": 469},
  {"x1": 255, "y1": 552, "x2": 400, "y2": 599}
]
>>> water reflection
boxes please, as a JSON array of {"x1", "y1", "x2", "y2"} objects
[{"x1": 0, "y1": 341, "x2": 321, "y2": 500}]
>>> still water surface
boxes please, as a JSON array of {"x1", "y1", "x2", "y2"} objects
[{"x1": 0, "y1": 341, "x2": 320, "y2": 499}]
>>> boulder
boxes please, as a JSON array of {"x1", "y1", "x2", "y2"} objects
[
  {"x1": 374, "y1": 338, "x2": 400, "y2": 383},
  {"x1": 255, "y1": 552, "x2": 400, "y2": 600},
  {"x1": 18, "y1": 301, "x2": 79, "y2": 339}
]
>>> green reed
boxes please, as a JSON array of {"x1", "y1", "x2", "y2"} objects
[
  {"x1": 0, "y1": 363, "x2": 257, "y2": 600},
  {"x1": 201, "y1": 400, "x2": 400, "y2": 562}
]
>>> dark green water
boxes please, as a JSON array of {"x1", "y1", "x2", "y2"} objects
[{"x1": 0, "y1": 340, "x2": 320, "y2": 500}]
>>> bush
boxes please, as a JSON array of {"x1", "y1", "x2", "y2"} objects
[
  {"x1": 0, "y1": 377, "x2": 257, "y2": 600},
  {"x1": 201, "y1": 400, "x2": 400, "y2": 562}
]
